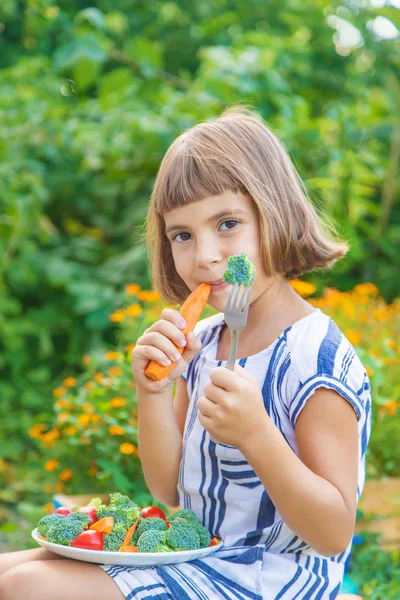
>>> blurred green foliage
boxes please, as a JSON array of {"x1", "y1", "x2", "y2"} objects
[{"x1": 0, "y1": 2, "x2": 399, "y2": 581}]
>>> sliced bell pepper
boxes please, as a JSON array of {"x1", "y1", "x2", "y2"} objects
[
  {"x1": 119, "y1": 518, "x2": 139, "y2": 549},
  {"x1": 89, "y1": 516, "x2": 114, "y2": 534},
  {"x1": 118, "y1": 546, "x2": 139, "y2": 552}
]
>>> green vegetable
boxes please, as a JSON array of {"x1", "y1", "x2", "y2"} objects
[
  {"x1": 46, "y1": 514, "x2": 88, "y2": 546},
  {"x1": 103, "y1": 521, "x2": 127, "y2": 552},
  {"x1": 223, "y1": 253, "x2": 255, "y2": 287},
  {"x1": 87, "y1": 497, "x2": 105, "y2": 508},
  {"x1": 37, "y1": 514, "x2": 65, "y2": 538},
  {"x1": 137, "y1": 530, "x2": 173, "y2": 553},
  {"x1": 191, "y1": 521, "x2": 211, "y2": 548},
  {"x1": 165, "y1": 520, "x2": 200, "y2": 551},
  {"x1": 96, "y1": 493, "x2": 140, "y2": 528},
  {"x1": 168, "y1": 509, "x2": 198, "y2": 524},
  {"x1": 131, "y1": 517, "x2": 167, "y2": 546},
  {"x1": 67, "y1": 512, "x2": 91, "y2": 527}
]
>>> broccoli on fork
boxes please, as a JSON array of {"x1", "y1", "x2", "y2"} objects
[{"x1": 223, "y1": 253, "x2": 255, "y2": 287}]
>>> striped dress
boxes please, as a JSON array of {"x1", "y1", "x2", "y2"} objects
[{"x1": 100, "y1": 308, "x2": 372, "y2": 599}]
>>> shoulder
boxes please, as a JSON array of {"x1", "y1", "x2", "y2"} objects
[
  {"x1": 285, "y1": 309, "x2": 364, "y2": 383},
  {"x1": 283, "y1": 309, "x2": 369, "y2": 424}
]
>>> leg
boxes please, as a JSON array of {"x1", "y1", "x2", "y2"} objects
[
  {"x1": 0, "y1": 547, "x2": 67, "y2": 576},
  {"x1": 0, "y1": 559, "x2": 126, "y2": 600}
]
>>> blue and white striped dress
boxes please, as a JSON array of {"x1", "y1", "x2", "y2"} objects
[{"x1": 100, "y1": 308, "x2": 372, "y2": 599}]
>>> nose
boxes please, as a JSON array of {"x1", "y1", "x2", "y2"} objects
[{"x1": 194, "y1": 236, "x2": 222, "y2": 269}]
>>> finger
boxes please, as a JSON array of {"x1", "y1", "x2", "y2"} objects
[
  {"x1": 209, "y1": 366, "x2": 239, "y2": 391},
  {"x1": 203, "y1": 382, "x2": 224, "y2": 404},
  {"x1": 143, "y1": 320, "x2": 188, "y2": 351},
  {"x1": 131, "y1": 343, "x2": 174, "y2": 368},
  {"x1": 138, "y1": 331, "x2": 185, "y2": 365},
  {"x1": 197, "y1": 395, "x2": 217, "y2": 417},
  {"x1": 160, "y1": 308, "x2": 187, "y2": 330}
]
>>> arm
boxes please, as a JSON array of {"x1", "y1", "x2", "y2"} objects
[
  {"x1": 137, "y1": 377, "x2": 189, "y2": 508},
  {"x1": 238, "y1": 388, "x2": 359, "y2": 557}
]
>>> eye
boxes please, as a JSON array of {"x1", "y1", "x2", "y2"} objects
[{"x1": 171, "y1": 219, "x2": 239, "y2": 243}]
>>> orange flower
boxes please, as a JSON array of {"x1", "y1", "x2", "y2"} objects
[
  {"x1": 289, "y1": 280, "x2": 316, "y2": 297},
  {"x1": 137, "y1": 290, "x2": 161, "y2": 302},
  {"x1": 119, "y1": 442, "x2": 137, "y2": 455},
  {"x1": 65, "y1": 426, "x2": 78, "y2": 436},
  {"x1": 125, "y1": 284, "x2": 141, "y2": 295},
  {"x1": 57, "y1": 412, "x2": 70, "y2": 424},
  {"x1": 345, "y1": 330, "x2": 361, "y2": 346},
  {"x1": 108, "y1": 366, "x2": 123, "y2": 377},
  {"x1": 365, "y1": 365, "x2": 373, "y2": 377},
  {"x1": 125, "y1": 304, "x2": 142, "y2": 317},
  {"x1": 89, "y1": 463, "x2": 98, "y2": 476},
  {"x1": 29, "y1": 424, "x2": 46, "y2": 439},
  {"x1": 109, "y1": 310, "x2": 126, "y2": 323},
  {"x1": 55, "y1": 399, "x2": 72, "y2": 410},
  {"x1": 386, "y1": 340, "x2": 396, "y2": 350},
  {"x1": 94, "y1": 372, "x2": 104, "y2": 383},
  {"x1": 44, "y1": 503, "x2": 53, "y2": 515},
  {"x1": 90, "y1": 414, "x2": 101, "y2": 423},
  {"x1": 59, "y1": 469, "x2": 73, "y2": 481},
  {"x1": 44, "y1": 459, "x2": 59, "y2": 472},
  {"x1": 52, "y1": 386, "x2": 67, "y2": 398},
  {"x1": 63, "y1": 377, "x2": 77, "y2": 387},
  {"x1": 54, "y1": 482, "x2": 64, "y2": 492},
  {"x1": 84, "y1": 381, "x2": 94, "y2": 390},
  {"x1": 126, "y1": 343, "x2": 136, "y2": 354},
  {"x1": 110, "y1": 397, "x2": 127, "y2": 408},
  {"x1": 83, "y1": 403, "x2": 94, "y2": 413},
  {"x1": 77, "y1": 414, "x2": 91, "y2": 427},
  {"x1": 41, "y1": 429, "x2": 60, "y2": 447},
  {"x1": 105, "y1": 351, "x2": 119, "y2": 361},
  {"x1": 82, "y1": 354, "x2": 91, "y2": 366},
  {"x1": 109, "y1": 425, "x2": 125, "y2": 436},
  {"x1": 383, "y1": 401, "x2": 397, "y2": 416},
  {"x1": 353, "y1": 282, "x2": 379, "y2": 296}
]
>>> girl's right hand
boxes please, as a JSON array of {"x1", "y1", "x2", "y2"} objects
[{"x1": 131, "y1": 308, "x2": 202, "y2": 394}]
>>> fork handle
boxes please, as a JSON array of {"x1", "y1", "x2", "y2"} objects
[{"x1": 226, "y1": 330, "x2": 238, "y2": 371}]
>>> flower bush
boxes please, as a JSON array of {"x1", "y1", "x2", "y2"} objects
[{"x1": 28, "y1": 281, "x2": 399, "y2": 504}]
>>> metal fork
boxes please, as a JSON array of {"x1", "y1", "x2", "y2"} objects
[{"x1": 224, "y1": 282, "x2": 254, "y2": 370}]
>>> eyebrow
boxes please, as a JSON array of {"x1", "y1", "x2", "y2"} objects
[{"x1": 165, "y1": 209, "x2": 248, "y2": 235}]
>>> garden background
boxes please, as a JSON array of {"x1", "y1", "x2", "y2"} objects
[{"x1": 0, "y1": 0, "x2": 399, "y2": 597}]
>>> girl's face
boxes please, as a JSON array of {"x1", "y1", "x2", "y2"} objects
[{"x1": 164, "y1": 191, "x2": 270, "y2": 311}]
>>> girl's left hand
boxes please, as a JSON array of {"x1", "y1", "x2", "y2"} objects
[{"x1": 197, "y1": 364, "x2": 268, "y2": 448}]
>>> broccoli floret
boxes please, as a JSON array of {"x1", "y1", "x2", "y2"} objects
[
  {"x1": 96, "y1": 493, "x2": 140, "y2": 529},
  {"x1": 46, "y1": 514, "x2": 87, "y2": 546},
  {"x1": 191, "y1": 522, "x2": 211, "y2": 548},
  {"x1": 37, "y1": 514, "x2": 65, "y2": 538},
  {"x1": 66, "y1": 512, "x2": 91, "y2": 528},
  {"x1": 168, "y1": 509, "x2": 198, "y2": 524},
  {"x1": 137, "y1": 530, "x2": 173, "y2": 553},
  {"x1": 131, "y1": 517, "x2": 167, "y2": 546},
  {"x1": 103, "y1": 521, "x2": 127, "y2": 552},
  {"x1": 223, "y1": 253, "x2": 255, "y2": 287},
  {"x1": 165, "y1": 520, "x2": 200, "y2": 551},
  {"x1": 87, "y1": 497, "x2": 105, "y2": 508}
]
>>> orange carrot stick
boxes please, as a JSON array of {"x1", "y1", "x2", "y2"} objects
[
  {"x1": 37, "y1": 534, "x2": 47, "y2": 541},
  {"x1": 144, "y1": 283, "x2": 212, "y2": 381},
  {"x1": 209, "y1": 537, "x2": 220, "y2": 546},
  {"x1": 119, "y1": 546, "x2": 139, "y2": 552},
  {"x1": 90, "y1": 516, "x2": 114, "y2": 534},
  {"x1": 119, "y1": 518, "x2": 139, "y2": 550}
]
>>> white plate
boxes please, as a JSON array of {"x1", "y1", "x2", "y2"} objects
[{"x1": 32, "y1": 528, "x2": 223, "y2": 566}]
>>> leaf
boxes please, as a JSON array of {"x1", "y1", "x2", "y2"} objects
[
  {"x1": 53, "y1": 34, "x2": 107, "y2": 74},
  {"x1": 74, "y1": 8, "x2": 106, "y2": 31}
]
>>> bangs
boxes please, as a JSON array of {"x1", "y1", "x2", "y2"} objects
[{"x1": 152, "y1": 135, "x2": 246, "y2": 215}]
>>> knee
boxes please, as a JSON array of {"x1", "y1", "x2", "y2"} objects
[{"x1": 0, "y1": 561, "x2": 44, "y2": 600}]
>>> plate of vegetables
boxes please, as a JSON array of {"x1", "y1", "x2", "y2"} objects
[{"x1": 32, "y1": 493, "x2": 222, "y2": 566}]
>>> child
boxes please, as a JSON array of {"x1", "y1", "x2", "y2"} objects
[{"x1": 0, "y1": 107, "x2": 372, "y2": 600}]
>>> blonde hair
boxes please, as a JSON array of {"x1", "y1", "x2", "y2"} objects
[{"x1": 141, "y1": 106, "x2": 348, "y2": 305}]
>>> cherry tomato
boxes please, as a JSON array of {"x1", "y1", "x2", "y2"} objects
[
  {"x1": 140, "y1": 506, "x2": 166, "y2": 520},
  {"x1": 70, "y1": 530, "x2": 104, "y2": 551},
  {"x1": 76, "y1": 506, "x2": 99, "y2": 527},
  {"x1": 53, "y1": 506, "x2": 71, "y2": 516}
]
